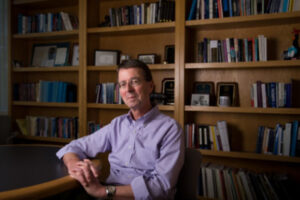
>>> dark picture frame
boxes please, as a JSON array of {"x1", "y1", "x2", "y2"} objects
[
  {"x1": 164, "y1": 45, "x2": 175, "y2": 63},
  {"x1": 216, "y1": 82, "x2": 238, "y2": 107},
  {"x1": 191, "y1": 93, "x2": 210, "y2": 106},
  {"x1": 162, "y1": 78, "x2": 175, "y2": 105},
  {"x1": 94, "y1": 50, "x2": 120, "y2": 66},
  {"x1": 193, "y1": 81, "x2": 215, "y2": 105},
  {"x1": 138, "y1": 54, "x2": 157, "y2": 64}
]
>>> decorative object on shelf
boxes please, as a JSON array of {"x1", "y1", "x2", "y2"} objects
[
  {"x1": 164, "y1": 45, "x2": 175, "y2": 64},
  {"x1": 71, "y1": 44, "x2": 79, "y2": 66},
  {"x1": 150, "y1": 93, "x2": 167, "y2": 105},
  {"x1": 193, "y1": 81, "x2": 215, "y2": 105},
  {"x1": 283, "y1": 28, "x2": 300, "y2": 60},
  {"x1": 191, "y1": 93, "x2": 209, "y2": 106},
  {"x1": 162, "y1": 78, "x2": 174, "y2": 105},
  {"x1": 94, "y1": 50, "x2": 120, "y2": 66},
  {"x1": 138, "y1": 54, "x2": 158, "y2": 64},
  {"x1": 31, "y1": 43, "x2": 70, "y2": 67},
  {"x1": 216, "y1": 82, "x2": 238, "y2": 107},
  {"x1": 12, "y1": 59, "x2": 23, "y2": 68},
  {"x1": 98, "y1": 15, "x2": 110, "y2": 27},
  {"x1": 120, "y1": 54, "x2": 130, "y2": 63}
]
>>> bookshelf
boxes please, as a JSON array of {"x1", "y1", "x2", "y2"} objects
[{"x1": 8, "y1": 0, "x2": 300, "y2": 197}]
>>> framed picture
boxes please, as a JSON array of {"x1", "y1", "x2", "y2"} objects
[
  {"x1": 216, "y1": 82, "x2": 238, "y2": 107},
  {"x1": 191, "y1": 93, "x2": 210, "y2": 106},
  {"x1": 150, "y1": 93, "x2": 167, "y2": 105},
  {"x1": 193, "y1": 81, "x2": 215, "y2": 105},
  {"x1": 164, "y1": 45, "x2": 175, "y2": 63},
  {"x1": 71, "y1": 44, "x2": 79, "y2": 66},
  {"x1": 162, "y1": 78, "x2": 174, "y2": 105},
  {"x1": 94, "y1": 50, "x2": 120, "y2": 66},
  {"x1": 138, "y1": 54, "x2": 157, "y2": 64},
  {"x1": 31, "y1": 43, "x2": 70, "y2": 67}
]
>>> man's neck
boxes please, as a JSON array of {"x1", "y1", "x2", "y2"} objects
[{"x1": 130, "y1": 104, "x2": 153, "y2": 120}]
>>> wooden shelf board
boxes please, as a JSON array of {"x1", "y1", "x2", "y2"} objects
[
  {"x1": 185, "y1": 106, "x2": 300, "y2": 115},
  {"x1": 15, "y1": 134, "x2": 73, "y2": 144},
  {"x1": 13, "y1": 30, "x2": 79, "y2": 39},
  {"x1": 199, "y1": 149, "x2": 300, "y2": 164},
  {"x1": 13, "y1": 66, "x2": 79, "y2": 72},
  {"x1": 87, "y1": 64, "x2": 174, "y2": 71},
  {"x1": 87, "y1": 22, "x2": 175, "y2": 34},
  {"x1": 87, "y1": 103, "x2": 174, "y2": 111},
  {"x1": 185, "y1": 60, "x2": 300, "y2": 69},
  {"x1": 186, "y1": 11, "x2": 300, "y2": 28},
  {"x1": 13, "y1": 101, "x2": 79, "y2": 108}
]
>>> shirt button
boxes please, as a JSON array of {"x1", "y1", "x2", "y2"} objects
[{"x1": 128, "y1": 145, "x2": 132, "y2": 149}]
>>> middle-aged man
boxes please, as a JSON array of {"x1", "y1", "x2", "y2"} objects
[{"x1": 56, "y1": 59, "x2": 185, "y2": 199}]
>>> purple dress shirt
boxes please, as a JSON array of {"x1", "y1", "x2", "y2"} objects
[{"x1": 56, "y1": 106, "x2": 185, "y2": 200}]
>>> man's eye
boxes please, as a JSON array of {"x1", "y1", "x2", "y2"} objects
[
  {"x1": 119, "y1": 82, "x2": 126, "y2": 87},
  {"x1": 131, "y1": 79, "x2": 140, "y2": 85}
]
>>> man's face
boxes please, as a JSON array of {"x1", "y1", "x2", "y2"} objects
[{"x1": 118, "y1": 68, "x2": 153, "y2": 110}]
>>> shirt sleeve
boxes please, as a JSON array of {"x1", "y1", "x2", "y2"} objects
[
  {"x1": 56, "y1": 123, "x2": 112, "y2": 160},
  {"x1": 130, "y1": 121, "x2": 185, "y2": 199}
]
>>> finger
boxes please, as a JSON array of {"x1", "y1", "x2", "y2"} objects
[
  {"x1": 75, "y1": 169, "x2": 89, "y2": 187},
  {"x1": 84, "y1": 159, "x2": 99, "y2": 178},
  {"x1": 77, "y1": 161, "x2": 93, "y2": 183}
]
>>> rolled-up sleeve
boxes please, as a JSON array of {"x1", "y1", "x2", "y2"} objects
[
  {"x1": 56, "y1": 123, "x2": 112, "y2": 160},
  {"x1": 130, "y1": 122, "x2": 185, "y2": 199}
]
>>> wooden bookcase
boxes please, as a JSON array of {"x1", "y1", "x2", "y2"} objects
[{"x1": 9, "y1": 0, "x2": 300, "y2": 192}]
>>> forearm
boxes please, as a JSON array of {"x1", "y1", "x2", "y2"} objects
[
  {"x1": 62, "y1": 152, "x2": 81, "y2": 170},
  {"x1": 114, "y1": 185, "x2": 134, "y2": 199}
]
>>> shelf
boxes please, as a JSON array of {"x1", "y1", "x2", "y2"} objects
[
  {"x1": 15, "y1": 134, "x2": 73, "y2": 144},
  {"x1": 185, "y1": 60, "x2": 300, "y2": 70},
  {"x1": 199, "y1": 149, "x2": 300, "y2": 164},
  {"x1": 186, "y1": 11, "x2": 300, "y2": 29},
  {"x1": 87, "y1": 103, "x2": 174, "y2": 111},
  {"x1": 13, "y1": 66, "x2": 79, "y2": 72},
  {"x1": 87, "y1": 22, "x2": 175, "y2": 35},
  {"x1": 13, "y1": 30, "x2": 79, "y2": 39},
  {"x1": 185, "y1": 106, "x2": 300, "y2": 115},
  {"x1": 13, "y1": 101, "x2": 78, "y2": 108},
  {"x1": 87, "y1": 64, "x2": 175, "y2": 71}
]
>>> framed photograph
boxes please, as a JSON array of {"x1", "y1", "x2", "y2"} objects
[
  {"x1": 191, "y1": 93, "x2": 210, "y2": 106},
  {"x1": 193, "y1": 81, "x2": 215, "y2": 105},
  {"x1": 71, "y1": 44, "x2": 79, "y2": 66},
  {"x1": 216, "y1": 82, "x2": 238, "y2": 107},
  {"x1": 31, "y1": 43, "x2": 70, "y2": 67},
  {"x1": 162, "y1": 78, "x2": 174, "y2": 105},
  {"x1": 164, "y1": 45, "x2": 175, "y2": 64},
  {"x1": 150, "y1": 93, "x2": 167, "y2": 105},
  {"x1": 138, "y1": 54, "x2": 157, "y2": 64},
  {"x1": 95, "y1": 50, "x2": 120, "y2": 66}
]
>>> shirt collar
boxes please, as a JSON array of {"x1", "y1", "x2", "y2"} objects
[{"x1": 126, "y1": 106, "x2": 159, "y2": 127}]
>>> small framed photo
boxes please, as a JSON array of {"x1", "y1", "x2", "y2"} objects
[
  {"x1": 193, "y1": 81, "x2": 215, "y2": 105},
  {"x1": 138, "y1": 54, "x2": 157, "y2": 64},
  {"x1": 95, "y1": 50, "x2": 120, "y2": 66},
  {"x1": 71, "y1": 44, "x2": 79, "y2": 66},
  {"x1": 164, "y1": 45, "x2": 175, "y2": 64},
  {"x1": 216, "y1": 82, "x2": 238, "y2": 107},
  {"x1": 162, "y1": 78, "x2": 174, "y2": 105},
  {"x1": 191, "y1": 93, "x2": 210, "y2": 106}
]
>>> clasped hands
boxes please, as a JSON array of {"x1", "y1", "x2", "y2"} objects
[{"x1": 68, "y1": 159, "x2": 106, "y2": 198}]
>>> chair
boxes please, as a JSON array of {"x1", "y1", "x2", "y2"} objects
[{"x1": 175, "y1": 148, "x2": 202, "y2": 200}]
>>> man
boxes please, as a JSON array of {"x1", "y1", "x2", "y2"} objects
[{"x1": 56, "y1": 59, "x2": 185, "y2": 199}]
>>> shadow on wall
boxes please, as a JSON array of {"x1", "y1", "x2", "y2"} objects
[{"x1": 0, "y1": 115, "x2": 11, "y2": 144}]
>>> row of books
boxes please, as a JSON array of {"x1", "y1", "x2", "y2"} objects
[
  {"x1": 199, "y1": 163, "x2": 298, "y2": 199},
  {"x1": 108, "y1": 0, "x2": 175, "y2": 27},
  {"x1": 256, "y1": 120, "x2": 300, "y2": 157},
  {"x1": 188, "y1": 0, "x2": 300, "y2": 20},
  {"x1": 185, "y1": 121, "x2": 231, "y2": 151},
  {"x1": 95, "y1": 83, "x2": 123, "y2": 104},
  {"x1": 251, "y1": 81, "x2": 291, "y2": 108},
  {"x1": 16, "y1": 116, "x2": 78, "y2": 139},
  {"x1": 87, "y1": 121, "x2": 102, "y2": 135},
  {"x1": 13, "y1": 81, "x2": 77, "y2": 103},
  {"x1": 197, "y1": 36, "x2": 267, "y2": 63},
  {"x1": 17, "y1": 11, "x2": 78, "y2": 34}
]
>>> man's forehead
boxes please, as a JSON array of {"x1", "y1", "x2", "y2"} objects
[{"x1": 118, "y1": 68, "x2": 143, "y2": 79}]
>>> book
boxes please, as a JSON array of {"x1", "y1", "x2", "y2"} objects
[{"x1": 217, "y1": 120, "x2": 231, "y2": 151}]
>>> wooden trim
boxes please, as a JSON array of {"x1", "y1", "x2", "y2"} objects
[
  {"x1": 13, "y1": 66, "x2": 79, "y2": 72},
  {"x1": 13, "y1": 30, "x2": 79, "y2": 38},
  {"x1": 12, "y1": 101, "x2": 78, "y2": 108}
]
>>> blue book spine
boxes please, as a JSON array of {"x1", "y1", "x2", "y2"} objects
[
  {"x1": 223, "y1": 0, "x2": 229, "y2": 17},
  {"x1": 228, "y1": 0, "x2": 233, "y2": 17},
  {"x1": 256, "y1": 126, "x2": 265, "y2": 153},
  {"x1": 285, "y1": 83, "x2": 292, "y2": 107},
  {"x1": 290, "y1": 120, "x2": 299, "y2": 156},
  {"x1": 273, "y1": 124, "x2": 281, "y2": 155},
  {"x1": 282, "y1": 0, "x2": 289, "y2": 12},
  {"x1": 270, "y1": 82, "x2": 276, "y2": 108},
  {"x1": 18, "y1": 14, "x2": 23, "y2": 34},
  {"x1": 188, "y1": 0, "x2": 197, "y2": 20}
]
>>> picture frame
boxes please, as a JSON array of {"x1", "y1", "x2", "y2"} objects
[
  {"x1": 31, "y1": 43, "x2": 70, "y2": 67},
  {"x1": 94, "y1": 50, "x2": 120, "y2": 66},
  {"x1": 216, "y1": 82, "x2": 238, "y2": 107},
  {"x1": 71, "y1": 44, "x2": 79, "y2": 66},
  {"x1": 191, "y1": 93, "x2": 210, "y2": 106},
  {"x1": 162, "y1": 78, "x2": 174, "y2": 105},
  {"x1": 193, "y1": 81, "x2": 215, "y2": 105},
  {"x1": 138, "y1": 54, "x2": 157, "y2": 64},
  {"x1": 164, "y1": 45, "x2": 175, "y2": 64}
]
